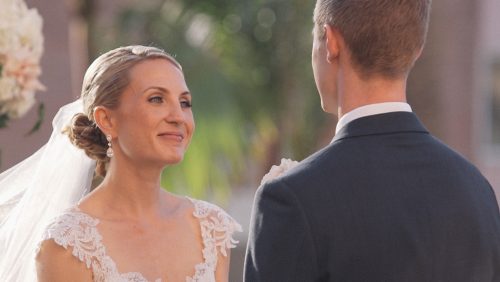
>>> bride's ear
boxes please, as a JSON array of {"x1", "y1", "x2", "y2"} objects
[{"x1": 93, "y1": 106, "x2": 116, "y2": 136}]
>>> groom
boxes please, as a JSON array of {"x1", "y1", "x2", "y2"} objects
[{"x1": 244, "y1": 0, "x2": 500, "y2": 281}]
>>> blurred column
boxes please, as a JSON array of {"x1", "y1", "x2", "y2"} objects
[
  {"x1": 475, "y1": 0, "x2": 500, "y2": 202},
  {"x1": 409, "y1": 0, "x2": 478, "y2": 160},
  {"x1": 66, "y1": 0, "x2": 93, "y2": 97}
]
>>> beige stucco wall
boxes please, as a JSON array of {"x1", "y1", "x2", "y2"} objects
[{"x1": 0, "y1": 0, "x2": 75, "y2": 171}]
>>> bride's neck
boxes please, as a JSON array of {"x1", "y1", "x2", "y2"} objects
[{"x1": 96, "y1": 158, "x2": 165, "y2": 219}]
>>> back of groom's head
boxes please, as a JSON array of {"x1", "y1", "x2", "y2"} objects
[{"x1": 314, "y1": 0, "x2": 431, "y2": 79}]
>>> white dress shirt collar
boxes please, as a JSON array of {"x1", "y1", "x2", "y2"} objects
[{"x1": 335, "y1": 102, "x2": 412, "y2": 135}]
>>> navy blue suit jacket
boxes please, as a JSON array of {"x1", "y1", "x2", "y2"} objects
[{"x1": 244, "y1": 112, "x2": 500, "y2": 282}]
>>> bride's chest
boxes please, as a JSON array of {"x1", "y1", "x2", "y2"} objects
[{"x1": 97, "y1": 218, "x2": 206, "y2": 281}]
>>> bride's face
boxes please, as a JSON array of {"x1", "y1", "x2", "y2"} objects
[{"x1": 110, "y1": 58, "x2": 194, "y2": 166}]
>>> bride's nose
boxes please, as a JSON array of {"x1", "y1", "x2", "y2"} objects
[{"x1": 165, "y1": 102, "x2": 185, "y2": 124}]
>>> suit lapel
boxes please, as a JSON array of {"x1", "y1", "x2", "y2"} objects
[{"x1": 332, "y1": 112, "x2": 429, "y2": 143}]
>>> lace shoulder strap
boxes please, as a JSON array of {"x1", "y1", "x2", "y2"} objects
[
  {"x1": 40, "y1": 209, "x2": 105, "y2": 268},
  {"x1": 188, "y1": 198, "x2": 243, "y2": 257},
  {"x1": 39, "y1": 209, "x2": 122, "y2": 281},
  {"x1": 39, "y1": 202, "x2": 241, "y2": 282}
]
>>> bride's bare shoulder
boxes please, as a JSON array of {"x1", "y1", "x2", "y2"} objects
[
  {"x1": 160, "y1": 190, "x2": 195, "y2": 215},
  {"x1": 36, "y1": 208, "x2": 98, "y2": 281},
  {"x1": 36, "y1": 238, "x2": 92, "y2": 282}
]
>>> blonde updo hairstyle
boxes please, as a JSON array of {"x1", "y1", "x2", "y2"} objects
[{"x1": 65, "y1": 45, "x2": 181, "y2": 176}]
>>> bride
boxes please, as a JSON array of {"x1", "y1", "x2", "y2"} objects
[{"x1": 0, "y1": 45, "x2": 242, "y2": 281}]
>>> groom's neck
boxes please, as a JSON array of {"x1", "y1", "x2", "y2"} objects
[{"x1": 337, "y1": 69, "x2": 408, "y2": 119}]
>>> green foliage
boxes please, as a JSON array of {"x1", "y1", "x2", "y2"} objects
[
  {"x1": 25, "y1": 103, "x2": 44, "y2": 136},
  {"x1": 161, "y1": 117, "x2": 245, "y2": 202},
  {"x1": 0, "y1": 113, "x2": 7, "y2": 129},
  {"x1": 88, "y1": 0, "x2": 329, "y2": 202}
]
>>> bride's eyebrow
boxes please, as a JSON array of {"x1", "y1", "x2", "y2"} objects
[
  {"x1": 141, "y1": 86, "x2": 191, "y2": 97},
  {"x1": 142, "y1": 86, "x2": 168, "y2": 94}
]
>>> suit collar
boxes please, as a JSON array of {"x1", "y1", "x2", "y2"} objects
[{"x1": 332, "y1": 111, "x2": 429, "y2": 143}]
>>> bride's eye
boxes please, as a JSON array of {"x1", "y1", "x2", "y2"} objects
[
  {"x1": 148, "y1": 96, "x2": 163, "y2": 104},
  {"x1": 181, "y1": 100, "x2": 192, "y2": 108}
]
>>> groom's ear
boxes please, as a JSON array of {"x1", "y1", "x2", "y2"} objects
[
  {"x1": 324, "y1": 24, "x2": 341, "y2": 63},
  {"x1": 93, "y1": 106, "x2": 116, "y2": 137}
]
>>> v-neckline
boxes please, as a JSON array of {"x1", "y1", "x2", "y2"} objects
[{"x1": 72, "y1": 197, "x2": 210, "y2": 282}]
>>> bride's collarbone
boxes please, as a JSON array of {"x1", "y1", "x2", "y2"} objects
[
  {"x1": 98, "y1": 214, "x2": 199, "y2": 242},
  {"x1": 95, "y1": 198, "x2": 199, "y2": 238}
]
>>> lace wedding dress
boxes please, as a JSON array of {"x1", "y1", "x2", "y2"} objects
[{"x1": 38, "y1": 197, "x2": 242, "y2": 282}]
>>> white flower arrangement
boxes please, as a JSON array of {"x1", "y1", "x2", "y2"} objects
[
  {"x1": 0, "y1": 0, "x2": 44, "y2": 126},
  {"x1": 260, "y1": 158, "x2": 300, "y2": 185}
]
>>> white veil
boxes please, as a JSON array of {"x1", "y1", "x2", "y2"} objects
[{"x1": 0, "y1": 99, "x2": 96, "y2": 281}]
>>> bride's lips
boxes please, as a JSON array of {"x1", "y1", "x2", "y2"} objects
[{"x1": 158, "y1": 132, "x2": 184, "y2": 142}]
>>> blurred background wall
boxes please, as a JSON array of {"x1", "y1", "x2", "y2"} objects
[{"x1": 1, "y1": 0, "x2": 499, "y2": 280}]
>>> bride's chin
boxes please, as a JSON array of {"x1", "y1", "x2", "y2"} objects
[{"x1": 161, "y1": 155, "x2": 184, "y2": 166}]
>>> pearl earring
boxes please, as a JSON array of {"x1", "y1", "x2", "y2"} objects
[{"x1": 106, "y1": 135, "x2": 114, "y2": 158}]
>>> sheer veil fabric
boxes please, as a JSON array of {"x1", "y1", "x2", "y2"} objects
[{"x1": 0, "y1": 100, "x2": 96, "y2": 281}]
